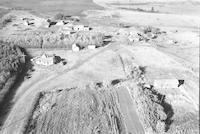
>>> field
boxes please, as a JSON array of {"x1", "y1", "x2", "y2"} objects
[
  {"x1": 0, "y1": 0, "x2": 102, "y2": 16},
  {"x1": 24, "y1": 87, "x2": 127, "y2": 134},
  {"x1": 0, "y1": 0, "x2": 199, "y2": 134}
]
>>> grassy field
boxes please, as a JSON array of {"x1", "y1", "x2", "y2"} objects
[
  {"x1": 0, "y1": 0, "x2": 103, "y2": 16},
  {"x1": 24, "y1": 87, "x2": 126, "y2": 134}
]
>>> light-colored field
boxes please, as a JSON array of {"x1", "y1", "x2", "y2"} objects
[
  {"x1": 93, "y1": 0, "x2": 200, "y2": 15},
  {"x1": 0, "y1": 0, "x2": 102, "y2": 16},
  {"x1": 25, "y1": 88, "x2": 127, "y2": 134}
]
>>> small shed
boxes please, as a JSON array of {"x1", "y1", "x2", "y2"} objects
[
  {"x1": 43, "y1": 21, "x2": 50, "y2": 28},
  {"x1": 72, "y1": 44, "x2": 80, "y2": 52},
  {"x1": 73, "y1": 25, "x2": 85, "y2": 31},
  {"x1": 83, "y1": 26, "x2": 90, "y2": 31},
  {"x1": 63, "y1": 25, "x2": 72, "y2": 31},
  {"x1": 58, "y1": 28, "x2": 71, "y2": 35},
  {"x1": 153, "y1": 79, "x2": 181, "y2": 89},
  {"x1": 128, "y1": 35, "x2": 134, "y2": 42},
  {"x1": 56, "y1": 20, "x2": 65, "y2": 26},
  {"x1": 62, "y1": 30, "x2": 71, "y2": 35},
  {"x1": 23, "y1": 21, "x2": 29, "y2": 26},
  {"x1": 23, "y1": 20, "x2": 34, "y2": 26},
  {"x1": 88, "y1": 45, "x2": 96, "y2": 50}
]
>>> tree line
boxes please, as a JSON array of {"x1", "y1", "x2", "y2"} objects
[
  {"x1": 1, "y1": 31, "x2": 105, "y2": 49},
  {"x1": 0, "y1": 41, "x2": 25, "y2": 102}
]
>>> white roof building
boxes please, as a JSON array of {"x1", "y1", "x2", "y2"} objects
[
  {"x1": 73, "y1": 25, "x2": 84, "y2": 31},
  {"x1": 58, "y1": 28, "x2": 71, "y2": 35},
  {"x1": 31, "y1": 54, "x2": 55, "y2": 66},
  {"x1": 73, "y1": 25, "x2": 90, "y2": 31},
  {"x1": 23, "y1": 21, "x2": 29, "y2": 26},
  {"x1": 153, "y1": 79, "x2": 180, "y2": 89},
  {"x1": 72, "y1": 44, "x2": 80, "y2": 52},
  {"x1": 83, "y1": 26, "x2": 90, "y2": 31},
  {"x1": 63, "y1": 25, "x2": 73, "y2": 31},
  {"x1": 56, "y1": 20, "x2": 65, "y2": 26},
  {"x1": 88, "y1": 45, "x2": 96, "y2": 50},
  {"x1": 128, "y1": 35, "x2": 135, "y2": 42}
]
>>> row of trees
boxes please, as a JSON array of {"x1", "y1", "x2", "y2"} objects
[
  {"x1": 129, "y1": 66, "x2": 168, "y2": 133},
  {"x1": 133, "y1": 86, "x2": 167, "y2": 133},
  {"x1": 0, "y1": 41, "x2": 25, "y2": 102},
  {"x1": 2, "y1": 31, "x2": 105, "y2": 49}
]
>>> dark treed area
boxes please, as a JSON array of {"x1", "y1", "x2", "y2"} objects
[{"x1": 0, "y1": 41, "x2": 25, "y2": 103}]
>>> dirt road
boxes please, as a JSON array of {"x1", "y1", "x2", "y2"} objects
[{"x1": 116, "y1": 86, "x2": 145, "y2": 134}]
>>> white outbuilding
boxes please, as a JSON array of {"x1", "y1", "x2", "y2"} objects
[
  {"x1": 63, "y1": 25, "x2": 73, "y2": 31},
  {"x1": 72, "y1": 44, "x2": 80, "y2": 52},
  {"x1": 128, "y1": 35, "x2": 135, "y2": 42},
  {"x1": 83, "y1": 26, "x2": 90, "y2": 31},
  {"x1": 73, "y1": 25, "x2": 90, "y2": 31},
  {"x1": 153, "y1": 79, "x2": 180, "y2": 89},
  {"x1": 73, "y1": 25, "x2": 84, "y2": 31},
  {"x1": 56, "y1": 20, "x2": 65, "y2": 26},
  {"x1": 23, "y1": 20, "x2": 29, "y2": 26},
  {"x1": 88, "y1": 45, "x2": 96, "y2": 50}
]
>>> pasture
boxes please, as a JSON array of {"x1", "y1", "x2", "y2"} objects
[{"x1": 0, "y1": 0, "x2": 103, "y2": 16}]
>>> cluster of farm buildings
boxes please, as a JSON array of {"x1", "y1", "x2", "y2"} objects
[
  {"x1": 22, "y1": 17, "x2": 91, "y2": 32},
  {"x1": 26, "y1": 16, "x2": 184, "y2": 90}
]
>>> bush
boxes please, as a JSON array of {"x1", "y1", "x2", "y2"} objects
[{"x1": 129, "y1": 67, "x2": 168, "y2": 133}]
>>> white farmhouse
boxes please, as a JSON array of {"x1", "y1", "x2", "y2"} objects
[{"x1": 31, "y1": 54, "x2": 56, "y2": 66}]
